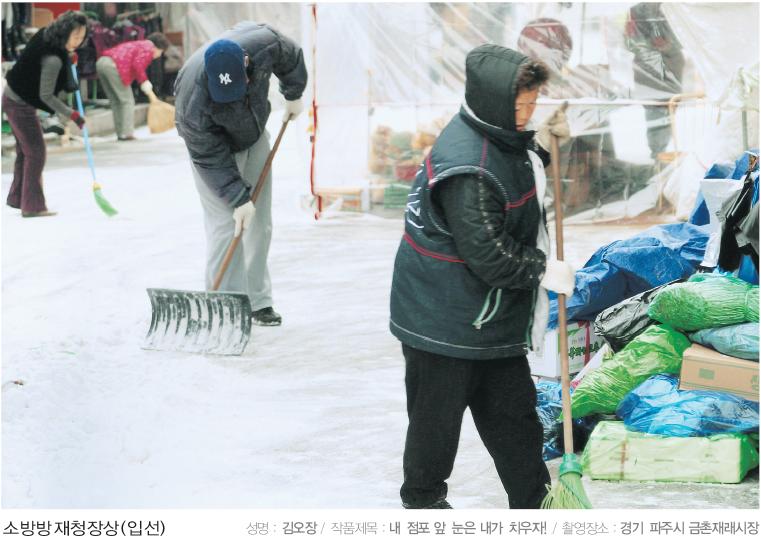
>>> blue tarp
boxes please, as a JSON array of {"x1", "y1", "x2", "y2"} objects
[
  {"x1": 536, "y1": 381, "x2": 600, "y2": 460},
  {"x1": 548, "y1": 222, "x2": 709, "y2": 329}
]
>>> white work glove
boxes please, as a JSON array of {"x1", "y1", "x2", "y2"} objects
[
  {"x1": 140, "y1": 80, "x2": 158, "y2": 103},
  {"x1": 283, "y1": 98, "x2": 303, "y2": 122},
  {"x1": 539, "y1": 259, "x2": 576, "y2": 296},
  {"x1": 535, "y1": 106, "x2": 572, "y2": 151},
  {"x1": 232, "y1": 201, "x2": 255, "y2": 237}
]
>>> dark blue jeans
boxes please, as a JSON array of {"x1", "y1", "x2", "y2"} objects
[{"x1": 400, "y1": 344, "x2": 550, "y2": 509}]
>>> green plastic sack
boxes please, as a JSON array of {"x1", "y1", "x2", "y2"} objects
[
  {"x1": 569, "y1": 324, "x2": 691, "y2": 418},
  {"x1": 648, "y1": 273, "x2": 759, "y2": 332},
  {"x1": 582, "y1": 421, "x2": 759, "y2": 483}
]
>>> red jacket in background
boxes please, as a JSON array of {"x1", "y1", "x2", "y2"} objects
[{"x1": 102, "y1": 40, "x2": 154, "y2": 86}]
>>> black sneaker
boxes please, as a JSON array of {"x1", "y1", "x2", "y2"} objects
[{"x1": 252, "y1": 307, "x2": 282, "y2": 326}]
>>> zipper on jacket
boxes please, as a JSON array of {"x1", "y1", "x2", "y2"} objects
[
  {"x1": 245, "y1": 93, "x2": 263, "y2": 137},
  {"x1": 472, "y1": 288, "x2": 503, "y2": 330},
  {"x1": 525, "y1": 287, "x2": 536, "y2": 348}
]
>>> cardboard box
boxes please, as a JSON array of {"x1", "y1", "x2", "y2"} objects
[
  {"x1": 582, "y1": 421, "x2": 758, "y2": 484},
  {"x1": 679, "y1": 343, "x2": 759, "y2": 401},
  {"x1": 528, "y1": 320, "x2": 604, "y2": 379}
]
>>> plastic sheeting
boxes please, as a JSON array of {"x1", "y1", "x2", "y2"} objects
[
  {"x1": 593, "y1": 279, "x2": 681, "y2": 352},
  {"x1": 689, "y1": 323, "x2": 760, "y2": 361},
  {"x1": 617, "y1": 374, "x2": 760, "y2": 437},
  {"x1": 691, "y1": 150, "x2": 760, "y2": 276},
  {"x1": 548, "y1": 222, "x2": 708, "y2": 329},
  {"x1": 689, "y1": 150, "x2": 758, "y2": 227},
  {"x1": 659, "y1": 3, "x2": 759, "y2": 219},
  {"x1": 156, "y1": 3, "x2": 759, "y2": 219},
  {"x1": 536, "y1": 380, "x2": 600, "y2": 460}
]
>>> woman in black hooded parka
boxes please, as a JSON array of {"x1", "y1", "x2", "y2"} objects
[{"x1": 390, "y1": 44, "x2": 576, "y2": 509}]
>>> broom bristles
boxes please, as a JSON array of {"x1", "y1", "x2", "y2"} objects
[
  {"x1": 541, "y1": 471, "x2": 592, "y2": 509},
  {"x1": 94, "y1": 188, "x2": 118, "y2": 217}
]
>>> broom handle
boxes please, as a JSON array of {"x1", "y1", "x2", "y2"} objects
[
  {"x1": 550, "y1": 131, "x2": 574, "y2": 455},
  {"x1": 212, "y1": 119, "x2": 290, "y2": 291},
  {"x1": 70, "y1": 63, "x2": 98, "y2": 183}
]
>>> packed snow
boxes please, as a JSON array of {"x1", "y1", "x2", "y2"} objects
[{"x1": 2, "y1": 114, "x2": 757, "y2": 509}]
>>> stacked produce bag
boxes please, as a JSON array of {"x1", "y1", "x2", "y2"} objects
[{"x1": 568, "y1": 272, "x2": 759, "y2": 484}]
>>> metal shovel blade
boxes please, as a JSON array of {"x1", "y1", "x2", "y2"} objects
[{"x1": 143, "y1": 288, "x2": 252, "y2": 355}]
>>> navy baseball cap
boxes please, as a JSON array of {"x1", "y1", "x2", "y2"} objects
[{"x1": 204, "y1": 39, "x2": 247, "y2": 103}]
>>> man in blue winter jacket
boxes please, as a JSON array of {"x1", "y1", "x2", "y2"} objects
[
  {"x1": 390, "y1": 44, "x2": 575, "y2": 509},
  {"x1": 174, "y1": 22, "x2": 307, "y2": 326}
]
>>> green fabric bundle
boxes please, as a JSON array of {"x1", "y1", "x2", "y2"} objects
[
  {"x1": 569, "y1": 324, "x2": 691, "y2": 418},
  {"x1": 648, "y1": 273, "x2": 759, "y2": 332}
]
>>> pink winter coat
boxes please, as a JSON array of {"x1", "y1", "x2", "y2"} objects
[{"x1": 102, "y1": 40, "x2": 155, "y2": 87}]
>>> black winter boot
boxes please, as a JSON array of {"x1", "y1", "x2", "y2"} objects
[
  {"x1": 252, "y1": 307, "x2": 282, "y2": 326},
  {"x1": 403, "y1": 498, "x2": 453, "y2": 509}
]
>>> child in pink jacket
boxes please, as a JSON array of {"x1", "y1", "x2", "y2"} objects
[{"x1": 96, "y1": 32, "x2": 170, "y2": 140}]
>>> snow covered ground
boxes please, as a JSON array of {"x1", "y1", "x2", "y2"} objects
[{"x1": 1, "y1": 115, "x2": 757, "y2": 509}]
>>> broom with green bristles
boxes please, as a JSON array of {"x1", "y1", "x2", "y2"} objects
[
  {"x1": 540, "y1": 131, "x2": 592, "y2": 510},
  {"x1": 70, "y1": 63, "x2": 118, "y2": 217}
]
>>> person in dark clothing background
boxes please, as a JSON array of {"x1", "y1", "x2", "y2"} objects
[
  {"x1": 3, "y1": 10, "x2": 88, "y2": 217},
  {"x1": 389, "y1": 44, "x2": 576, "y2": 509},
  {"x1": 625, "y1": 2, "x2": 685, "y2": 159}
]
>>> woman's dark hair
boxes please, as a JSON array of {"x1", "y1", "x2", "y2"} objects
[
  {"x1": 147, "y1": 32, "x2": 171, "y2": 52},
  {"x1": 43, "y1": 10, "x2": 88, "y2": 50},
  {"x1": 515, "y1": 58, "x2": 550, "y2": 92}
]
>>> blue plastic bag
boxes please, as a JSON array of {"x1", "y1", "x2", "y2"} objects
[
  {"x1": 616, "y1": 374, "x2": 760, "y2": 436},
  {"x1": 536, "y1": 381, "x2": 599, "y2": 460},
  {"x1": 689, "y1": 323, "x2": 759, "y2": 361},
  {"x1": 548, "y1": 222, "x2": 709, "y2": 328}
]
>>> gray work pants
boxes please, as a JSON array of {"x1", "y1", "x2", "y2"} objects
[
  {"x1": 191, "y1": 130, "x2": 273, "y2": 311},
  {"x1": 96, "y1": 56, "x2": 135, "y2": 139}
]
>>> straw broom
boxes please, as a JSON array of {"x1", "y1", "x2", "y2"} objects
[{"x1": 147, "y1": 99, "x2": 176, "y2": 134}]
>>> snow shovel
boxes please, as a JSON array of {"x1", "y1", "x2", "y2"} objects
[{"x1": 143, "y1": 119, "x2": 290, "y2": 355}]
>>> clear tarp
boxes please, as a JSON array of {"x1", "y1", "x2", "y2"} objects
[{"x1": 159, "y1": 3, "x2": 760, "y2": 220}]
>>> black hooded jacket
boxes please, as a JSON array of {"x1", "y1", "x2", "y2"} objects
[{"x1": 389, "y1": 44, "x2": 551, "y2": 359}]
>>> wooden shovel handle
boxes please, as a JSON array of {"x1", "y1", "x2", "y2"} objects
[
  {"x1": 211, "y1": 119, "x2": 290, "y2": 291},
  {"x1": 550, "y1": 131, "x2": 574, "y2": 455}
]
